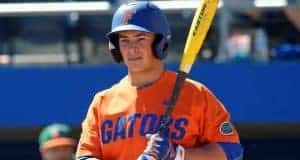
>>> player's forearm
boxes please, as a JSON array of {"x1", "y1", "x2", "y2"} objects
[{"x1": 185, "y1": 143, "x2": 227, "y2": 160}]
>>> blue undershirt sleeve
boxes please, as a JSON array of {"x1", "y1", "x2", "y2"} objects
[{"x1": 218, "y1": 142, "x2": 244, "y2": 160}]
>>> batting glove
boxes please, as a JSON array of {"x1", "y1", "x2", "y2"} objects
[{"x1": 137, "y1": 133, "x2": 185, "y2": 160}]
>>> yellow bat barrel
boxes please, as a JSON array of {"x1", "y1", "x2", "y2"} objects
[{"x1": 179, "y1": 0, "x2": 219, "y2": 73}]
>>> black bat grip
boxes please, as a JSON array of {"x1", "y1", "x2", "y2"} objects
[{"x1": 159, "y1": 71, "x2": 188, "y2": 133}]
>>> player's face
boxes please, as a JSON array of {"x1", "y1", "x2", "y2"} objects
[
  {"x1": 118, "y1": 30, "x2": 160, "y2": 73},
  {"x1": 41, "y1": 146, "x2": 74, "y2": 160}
]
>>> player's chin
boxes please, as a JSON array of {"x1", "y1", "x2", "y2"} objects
[
  {"x1": 127, "y1": 65, "x2": 145, "y2": 73},
  {"x1": 127, "y1": 62, "x2": 150, "y2": 73},
  {"x1": 125, "y1": 60, "x2": 144, "y2": 70}
]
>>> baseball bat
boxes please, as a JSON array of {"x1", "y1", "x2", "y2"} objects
[{"x1": 159, "y1": 0, "x2": 219, "y2": 132}]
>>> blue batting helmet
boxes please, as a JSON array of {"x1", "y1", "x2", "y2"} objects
[{"x1": 106, "y1": 1, "x2": 171, "y2": 63}]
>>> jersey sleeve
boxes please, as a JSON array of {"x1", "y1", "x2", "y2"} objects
[
  {"x1": 76, "y1": 93, "x2": 103, "y2": 159},
  {"x1": 198, "y1": 86, "x2": 240, "y2": 144}
]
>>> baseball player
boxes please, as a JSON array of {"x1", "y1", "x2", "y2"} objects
[
  {"x1": 39, "y1": 123, "x2": 77, "y2": 160},
  {"x1": 76, "y1": 1, "x2": 243, "y2": 160}
]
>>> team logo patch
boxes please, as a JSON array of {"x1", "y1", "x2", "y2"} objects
[
  {"x1": 122, "y1": 7, "x2": 136, "y2": 24},
  {"x1": 219, "y1": 121, "x2": 233, "y2": 135}
]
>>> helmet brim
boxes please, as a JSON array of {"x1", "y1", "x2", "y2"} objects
[{"x1": 106, "y1": 24, "x2": 152, "y2": 38}]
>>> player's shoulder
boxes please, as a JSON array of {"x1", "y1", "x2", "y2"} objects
[
  {"x1": 164, "y1": 69, "x2": 207, "y2": 89},
  {"x1": 94, "y1": 89, "x2": 110, "y2": 98},
  {"x1": 164, "y1": 69, "x2": 209, "y2": 94},
  {"x1": 93, "y1": 76, "x2": 129, "y2": 98},
  {"x1": 185, "y1": 78, "x2": 207, "y2": 91}
]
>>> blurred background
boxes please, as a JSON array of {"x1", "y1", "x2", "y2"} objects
[{"x1": 0, "y1": 0, "x2": 300, "y2": 159}]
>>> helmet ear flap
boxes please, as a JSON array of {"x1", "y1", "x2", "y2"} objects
[
  {"x1": 153, "y1": 35, "x2": 169, "y2": 60},
  {"x1": 108, "y1": 35, "x2": 123, "y2": 63}
]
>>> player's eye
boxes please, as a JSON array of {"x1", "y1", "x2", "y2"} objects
[
  {"x1": 138, "y1": 37, "x2": 146, "y2": 42},
  {"x1": 119, "y1": 38, "x2": 129, "y2": 44},
  {"x1": 119, "y1": 38, "x2": 127, "y2": 42}
]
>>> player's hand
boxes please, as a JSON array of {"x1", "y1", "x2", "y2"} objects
[{"x1": 137, "y1": 132, "x2": 183, "y2": 160}]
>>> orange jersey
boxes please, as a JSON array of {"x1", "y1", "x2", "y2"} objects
[{"x1": 76, "y1": 70, "x2": 240, "y2": 159}]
